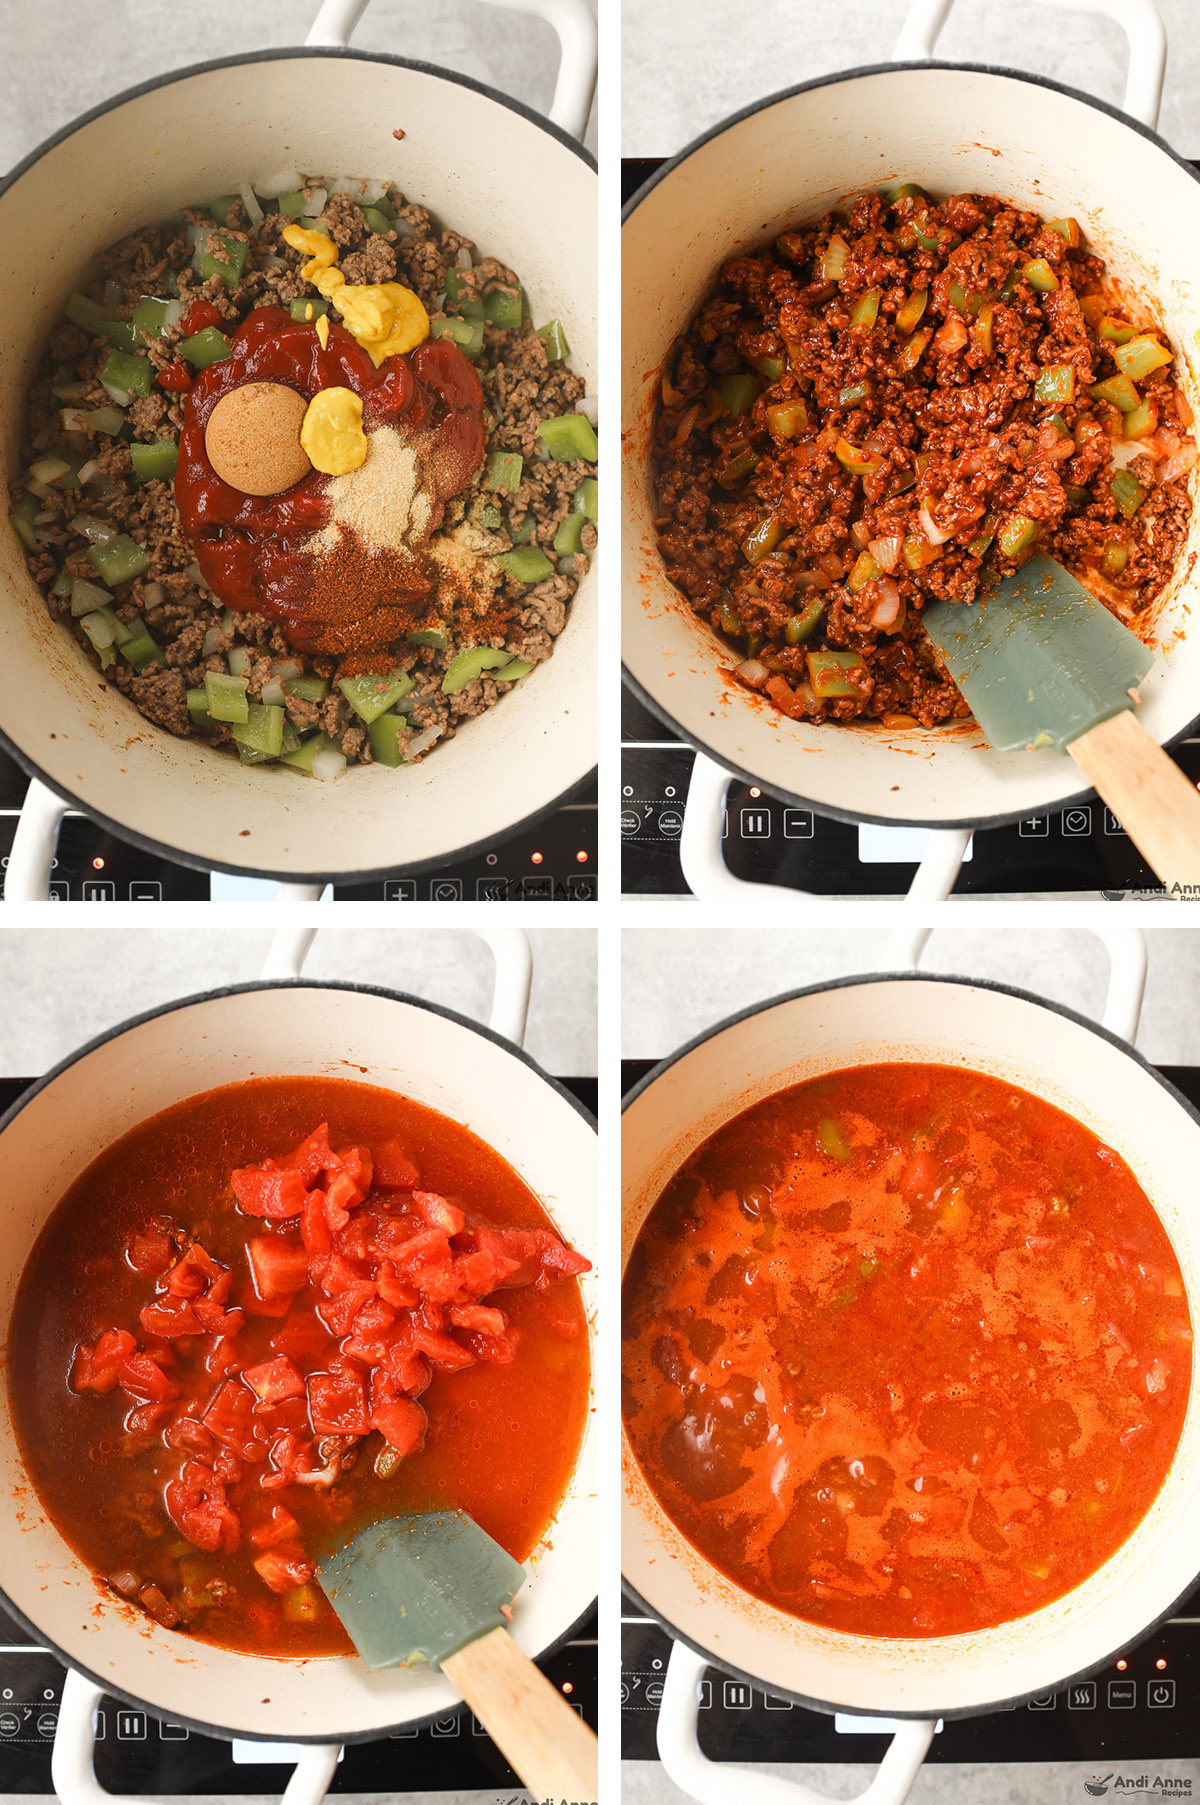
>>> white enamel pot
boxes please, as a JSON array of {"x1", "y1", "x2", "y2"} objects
[
  {"x1": 622, "y1": 0, "x2": 1200, "y2": 902},
  {"x1": 622, "y1": 928, "x2": 1200, "y2": 1805},
  {"x1": 0, "y1": 928, "x2": 596, "y2": 1805},
  {"x1": 0, "y1": 0, "x2": 596, "y2": 896}
]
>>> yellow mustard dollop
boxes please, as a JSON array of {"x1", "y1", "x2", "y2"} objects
[
  {"x1": 300, "y1": 386, "x2": 368, "y2": 476},
  {"x1": 283, "y1": 224, "x2": 429, "y2": 365}
]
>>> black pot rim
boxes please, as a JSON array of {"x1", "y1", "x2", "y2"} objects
[
  {"x1": 0, "y1": 975, "x2": 596, "y2": 1744},
  {"x1": 0, "y1": 44, "x2": 595, "y2": 885},
  {"x1": 621, "y1": 968, "x2": 1200, "y2": 1720},
  {"x1": 621, "y1": 57, "x2": 1200, "y2": 834}
]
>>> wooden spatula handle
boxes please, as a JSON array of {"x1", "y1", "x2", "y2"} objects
[
  {"x1": 1068, "y1": 709, "x2": 1200, "y2": 895},
  {"x1": 442, "y1": 1624, "x2": 598, "y2": 1800}
]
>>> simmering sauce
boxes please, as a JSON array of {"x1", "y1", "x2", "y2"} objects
[{"x1": 623, "y1": 1064, "x2": 1191, "y2": 1637}]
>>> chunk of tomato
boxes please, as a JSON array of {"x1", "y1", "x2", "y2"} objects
[
  {"x1": 412, "y1": 1191, "x2": 465, "y2": 1235},
  {"x1": 270, "y1": 1310, "x2": 332, "y2": 1360},
  {"x1": 165, "y1": 1464, "x2": 240, "y2": 1554},
  {"x1": 231, "y1": 1166, "x2": 308, "y2": 1220},
  {"x1": 125, "y1": 1230, "x2": 175, "y2": 1275},
  {"x1": 247, "y1": 1235, "x2": 309, "y2": 1302},
  {"x1": 371, "y1": 1395, "x2": 427, "y2": 1458},
  {"x1": 166, "y1": 1243, "x2": 223, "y2": 1297},
  {"x1": 307, "y1": 1367, "x2": 371, "y2": 1436},
  {"x1": 203, "y1": 1378, "x2": 261, "y2": 1453},
  {"x1": 372, "y1": 1139, "x2": 419, "y2": 1189},
  {"x1": 242, "y1": 1356, "x2": 306, "y2": 1405},
  {"x1": 117, "y1": 1353, "x2": 178, "y2": 1403},
  {"x1": 253, "y1": 1540, "x2": 314, "y2": 1594},
  {"x1": 139, "y1": 1296, "x2": 203, "y2": 1338},
  {"x1": 70, "y1": 1328, "x2": 137, "y2": 1393},
  {"x1": 245, "y1": 1502, "x2": 302, "y2": 1550},
  {"x1": 283, "y1": 1123, "x2": 335, "y2": 1182},
  {"x1": 300, "y1": 1190, "x2": 332, "y2": 1262}
]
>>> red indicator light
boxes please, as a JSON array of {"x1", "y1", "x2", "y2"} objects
[
  {"x1": 1156, "y1": 1658, "x2": 1168, "y2": 1670},
  {"x1": 1116, "y1": 1659, "x2": 1128, "y2": 1671},
  {"x1": 576, "y1": 850, "x2": 588, "y2": 863},
  {"x1": 92, "y1": 857, "x2": 104, "y2": 870},
  {"x1": 562, "y1": 1681, "x2": 574, "y2": 1695},
  {"x1": 531, "y1": 851, "x2": 544, "y2": 865},
  {"x1": 750, "y1": 786, "x2": 761, "y2": 797}
]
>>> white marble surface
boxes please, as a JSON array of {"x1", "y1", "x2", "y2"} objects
[
  {"x1": 0, "y1": 927, "x2": 596, "y2": 1076},
  {"x1": 622, "y1": 926, "x2": 1200, "y2": 1064},
  {"x1": 0, "y1": 0, "x2": 597, "y2": 172},
  {"x1": 622, "y1": 0, "x2": 1200, "y2": 156}
]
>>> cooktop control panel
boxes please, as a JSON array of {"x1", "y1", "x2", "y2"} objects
[{"x1": 0, "y1": 752, "x2": 596, "y2": 901}]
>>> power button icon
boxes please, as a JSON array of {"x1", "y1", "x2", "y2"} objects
[{"x1": 1148, "y1": 1679, "x2": 1176, "y2": 1708}]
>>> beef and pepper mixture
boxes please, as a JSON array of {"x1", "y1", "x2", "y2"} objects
[
  {"x1": 9, "y1": 174, "x2": 598, "y2": 777},
  {"x1": 653, "y1": 185, "x2": 1196, "y2": 728}
]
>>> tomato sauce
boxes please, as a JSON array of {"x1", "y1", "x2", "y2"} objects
[
  {"x1": 623, "y1": 1064, "x2": 1191, "y2": 1637},
  {"x1": 174, "y1": 307, "x2": 484, "y2": 648},
  {"x1": 10, "y1": 1076, "x2": 590, "y2": 1659}
]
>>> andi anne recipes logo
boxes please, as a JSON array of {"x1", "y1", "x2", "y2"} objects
[{"x1": 1084, "y1": 1779, "x2": 1193, "y2": 1797}]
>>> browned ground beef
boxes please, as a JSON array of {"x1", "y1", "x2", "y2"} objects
[
  {"x1": 654, "y1": 185, "x2": 1195, "y2": 728},
  {"x1": 10, "y1": 179, "x2": 597, "y2": 767}
]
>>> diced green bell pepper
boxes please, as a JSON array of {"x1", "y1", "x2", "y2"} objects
[
  {"x1": 478, "y1": 504, "x2": 503, "y2": 528},
  {"x1": 500, "y1": 659, "x2": 534, "y2": 682},
  {"x1": 230, "y1": 702, "x2": 286, "y2": 757},
  {"x1": 208, "y1": 195, "x2": 239, "y2": 225},
  {"x1": 198, "y1": 233, "x2": 247, "y2": 289},
  {"x1": 277, "y1": 191, "x2": 307, "y2": 219},
  {"x1": 186, "y1": 687, "x2": 210, "y2": 723},
  {"x1": 851, "y1": 286, "x2": 882, "y2": 330},
  {"x1": 430, "y1": 314, "x2": 484, "y2": 360},
  {"x1": 132, "y1": 297, "x2": 172, "y2": 339},
  {"x1": 716, "y1": 595, "x2": 741, "y2": 636},
  {"x1": 8, "y1": 492, "x2": 39, "y2": 552},
  {"x1": 290, "y1": 297, "x2": 330, "y2": 323},
  {"x1": 766, "y1": 399, "x2": 808, "y2": 438},
  {"x1": 818, "y1": 1115, "x2": 852, "y2": 1160},
  {"x1": 536, "y1": 319, "x2": 569, "y2": 361},
  {"x1": 968, "y1": 512, "x2": 998, "y2": 558},
  {"x1": 848, "y1": 550, "x2": 880, "y2": 592},
  {"x1": 895, "y1": 289, "x2": 928, "y2": 334},
  {"x1": 553, "y1": 511, "x2": 587, "y2": 557},
  {"x1": 838, "y1": 379, "x2": 874, "y2": 409},
  {"x1": 280, "y1": 731, "x2": 341, "y2": 773},
  {"x1": 407, "y1": 628, "x2": 449, "y2": 649},
  {"x1": 484, "y1": 450, "x2": 523, "y2": 493},
  {"x1": 204, "y1": 669, "x2": 250, "y2": 724},
  {"x1": 807, "y1": 649, "x2": 867, "y2": 699},
  {"x1": 752, "y1": 354, "x2": 786, "y2": 381},
  {"x1": 997, "y1": 513, "x2": 1040, "y2": 559},
  {"x1": 784, "y1": 599, "x2": 825, "y2": 644},
  {"x1": 119, "y1": 627, "x2": 163, "y2": 670},
  {"x1": 361, "y1": 205, "x2": 394, "y2": 236},
  {"x1": 1102, "y1": 539, "x2": 1130, "y2": 578},
  {"x1": 896, "y1": 328, "x2": 932, "y2": 374},
  {"x1": 484, "y1": 286, "x2": 523, "y2": 329},
  {"x1": 715, "y1": 446, "x2": 759, "y2": 488},
  {"x1": 912, "y1": 211, "x2": 943, "y2": 252},
  {"x1": 100, "y1": 350, "x2": 153, "y2": 399},
  {"x1": 903, "y1": 532, "x2": 940, "y2": 570},
  {"x1": 1023, "y1": 258, "x2": 1059, "y2": 292},
  {"x1": 180, "y1": 326, "x2": 233, "y2": 368},
  {"x1": 1046, "y1": 216, "x2": 1081, "y2": 246},
  {"x1": 130, "y1": 439, "x2": 179, "y2": 482},
  {"x1": 442, "y1": 647, "x2": 515, "y2": 693},
  {"x1": 496, "y1": 546, "x2": 554, "y2": 584},
  {"x1": 718, "y1": 374, "x2": 758, "y2": 418},
  {"x1": 1099, "y1": 316, "x2": 1137, "y2": 345},
  {"x1": 103, "y1": 321, "x2": 140, "y2": 353},
  {"x1": 367, "y1": 711, "x2": 407, "y2": 766},
  {"x1": 283, "y1": 674, "x2": 329, "y2": 703},
  {"x1": 1091, "y1": 373, "x2": 1140, "y2": 413},
  {"x1": 65, "y1": 292, "x2": 113, "y2": 336},
  {"x1": 571, "y1": 477, "x2": 598, "y2": 521},
  {"x1": 885, "y1": 181, "x2": 927, "y2": 203},
  {"x1": 835, "y1": 437, "x2": 883, "y2": 476},
  {"x1": 1035, "y1": 363, "x2": 1076, "y2": 406},
  {"x1": 742, "y1": 517, "x2": 784, "y2": 563},
  {"x1": 1111, "y1": 469, "x2": 1148, "y2": 517},
  {"x1": 88, "y1": 533, "x2": 150, "y2": 585},
  {"x1": 1112, "y1": 334, "x2": 1173, "y2": 381},
  {"x1": 337, "y1": 667, "x2": 413, "y2": 725}
]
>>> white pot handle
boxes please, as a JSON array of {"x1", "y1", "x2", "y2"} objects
[
  {"x1": 307, "y1": 0, "x2": 596, "y2": 140},
  {"x1": 5, "y1": 776, "x2": 67, "y2": 903},
  {"x1": 52, "y1": 1669, "x2": 340, "y2": 1805},
  {"x1": 893, "y1": 0, "x2": 1166, "y2": 129},
  {"x1": 883, "y1": 923, "x2": 1148, "y2": 1042},
  {"x1": 657, "y1": 1643, "x2": 936, "y2": 1805},
  {"x1": 261, "y1": 924, "x2": 533, "y2": 1047},
  {"x1": 679, "y1": 752, "x2": 970, "y2": 905}
]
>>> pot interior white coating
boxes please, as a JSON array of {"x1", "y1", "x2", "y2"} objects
[
  {"x1": 0, "y1": 53, "x2": 596, "y2": 878},
  {"x1": 0, "y1": 984, "x2": 596, "y2": 1741},
  {"x1": 623, "y1": 65, "x2": 1200, "y2": 827},
  {"x1": 622, "y1": 977, "x2": 1200, "y2": 1715}
]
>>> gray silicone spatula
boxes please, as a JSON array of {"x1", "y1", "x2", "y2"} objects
[
  {"x1": 317, "y1": 1510, "x2": 597, "y2": 1800},
  {"x1": 922, "y1": 552, "x2": 1200, "y2": 892}
]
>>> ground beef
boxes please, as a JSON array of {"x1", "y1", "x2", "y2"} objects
[
  {"x1": 11, "y1": 173, "x2": 596, "y2": 771},
  {"x1": 653, "y1": 185, "x2": 1196, "y2": 728}
]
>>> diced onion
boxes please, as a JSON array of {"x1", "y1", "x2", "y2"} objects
[
  {"x1": 254, "y1": 168, "x2": 303, "y2": 199},
  {"x1": 100, "y1": 381, "x2": 132, "y2": 407},
  {"x1": 27, "y1": 480, "x2": 56, "y2": 503},
  {"x1": 556, "y1": 555, "x2": 577, "y2": 575},
  {"x1": 142, "y1": 582, "x2": 165, "y2": 609},
  {"x1": 33, "y1": 508, "x2": 55, "y2": 523},
  {"x1": 917, "y1": 506, "x2": 952, "y2": 545},
  {"x1": 576, "y1": 394, "x2": 599, "y2": 425},
  {"x1": 71, "y1": 577, "x2": 112, "y2": 617},
  {"x1": 868, "y1": 531, "x2": 903, "y2": 572},
  {"x1": 735, "y1": 658, "x2": 769, "y2": 689},
  {"x1": 456, "y1": 247, "x2": 473, "y2": 270},
  {"x1": 77, "y1": 460, "x2": 101, "y2": 486},
  {"x1": 390, "y1": 217, "x2": 416, "y2": 241},
  {"x1": 52, "y1": 381, "x2": 88, "y2": 402},
  {"x1": 271, "y1": 657, "x2": 303, "y2": 681},
  {"x1": 61, "y1": 409, "x2": 86, "y2": 432},
  {"x1": 1176, "y1": 391, "x2": 1195, "y2": 429},
  {"x1": 300, "y1": 186, "x2": 328, "y2": 217},
  {"x1": 80, "y1": 610, "x2": 116, "y2": 649},
  {"x1": 229, "y1": 646, "x2": 251, "y2": 677},
  {"x1": 870, "y1": 579, "x2": 902, "y2": 629},
  {"x1": 103, "y1": 278, "x2": 123, "y2": 311},
  {"x1": 405, "y1": 725, "x2": 442, "y2": 759},
  {"x1": 312, "y1": 747, "x2": 348, "y2": 782},
  {"x1": 162, "y1": 299, "x2": 186, "y2": 333},
  {"x1": 202, "y1": 625, "x2": 224, "y2": 657},
  {"x1": 1159, "y1": 444, "x2": 1198, "y2": 483},
  {"x1": 185, "y1": 560, "x2": 212, "y2": 591},
  {"x1": 1109, "y1": 439, "x2": 1147, "y2": 470},
  {"x1": 70, "y1": 513, "x2": 117, "y2": 544},
  {"x1": 261, "y1": 677, "x2": 286, "y2": 707},
  {"x1": 185, "y1": 222, "x2": 211, "y2": 249},
  {"x1": 237, "y1": 182, "x2": 264, "y2": 226}
]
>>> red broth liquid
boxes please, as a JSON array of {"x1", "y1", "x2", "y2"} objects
[
  {"x1": 10, "y1": 1075, "x2": 590, "y2": 1658},
  {"x1": 623, "y1": 1063, "x2": 1192, "y2": 1637}
]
